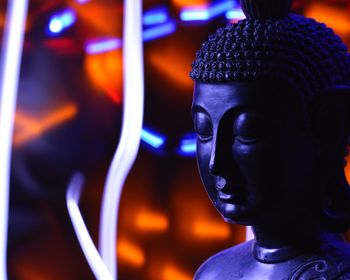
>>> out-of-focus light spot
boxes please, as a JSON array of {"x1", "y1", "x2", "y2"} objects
[
  {"x1": 304, "y1": 2, "x2": 350, "y2": 36},
  {"x1": 85, "y1": 38, "x2": 122, "y2": 54},
  {"x1": 118, "y1": 239, "x2": 145, "y2": 267},
  {"x1": 143, "y1": 7, "x2": 169, "y2": 26},
  {"x1": 180, "y1": 9, "x2": 209, "y2": 21},
  {"x1": 162, "y1": 264, "x2": 192, "y2": 280},
  {"x1": 77, "y1": 0, "x2": 90, "y2": 3},
  {"x1": 135, "y1": 211, "x2": 169, "y2": 232},
  {"x1": 180, "y1": 0, "x2": 234, "y2": 21},
  {"x1": 141, "y1": 128, "x2": 166, "y2": 148},
  {"x1": 172, "y1": 0, "x2": 208, "y2": 9},
  {"x1": 48, "y1": 9, "x2": 76, "y2": 34},
  {"x1": 225, "y1": 8, "x2": 245, "y2": 20},
  {"x1": 148, "y1": 49, "x2": 193, "y2": 89},
  {"x1": 43, "y1": 38, "x2": 79, "y2": 55},
  {"x1": 178, "y1": 134, "x2": 196, "y2": 156},
  {"x1": 345, "y1": 155, "x2": 350, "y2": 183},
  {"x1": 143, "y1": 21, "x2": 176, "y2": 42},
  {"x1": 14, "y1": 104, "x2": 78, "y2": 146},
  {"x1": 192, "y1": 220, "x2": 230, "y2": 239},
  {"x1": 84, "y1": 51, "x2": 122, "y2": 104}
]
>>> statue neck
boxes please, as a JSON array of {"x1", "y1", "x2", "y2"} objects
[{"x1": 251, "y1": 223, "x2": 343, "y2": 263}]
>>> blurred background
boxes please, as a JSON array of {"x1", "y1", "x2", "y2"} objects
[{"x1": 1, "y1": 0, "x2": 350, "y2": 279}]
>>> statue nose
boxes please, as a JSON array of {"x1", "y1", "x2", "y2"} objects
[{"x1": 209, "y1": 134, "x2": 225, "y2": 176}]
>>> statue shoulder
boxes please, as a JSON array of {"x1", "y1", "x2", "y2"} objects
[
  {"x1": 194, "y1": 241, "x2": 253, "y2": 280},
  {"x1": 290, "y1": 242, "x2": 350, "y2": 280}
]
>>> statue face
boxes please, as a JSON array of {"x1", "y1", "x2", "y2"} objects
[{"x1": 192, "y1": 81, "x2": 317, "y2": 225}]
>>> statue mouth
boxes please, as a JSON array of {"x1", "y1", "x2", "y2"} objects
[{"x1": 217, "y1": 190, "x2": 247, "y2": 205}]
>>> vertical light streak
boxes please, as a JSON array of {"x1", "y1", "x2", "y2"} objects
[
  {"x1": 66, "y1": 173, "x2": 113, "y2": 280},
  {"x1": 0, "y1": 1, "x2": 28, "y2": 279},
  {"x1": 99, "y1": 0, "x2": 144, "y2": 278},
  {"x1": 246, "y1": 226, "x2": 254, "y2": 241}
]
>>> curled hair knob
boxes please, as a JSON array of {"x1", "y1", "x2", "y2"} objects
[{"x1": 240, "y1": 0, "x2": 292, "y2": 20}]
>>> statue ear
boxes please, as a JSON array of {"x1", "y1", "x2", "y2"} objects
[
  {"x1": 316, "y1": 86, "x2": 350, "y2": 165},
  {"x1": 317, "y1": 85, "x2": 350, "y2": 232}
]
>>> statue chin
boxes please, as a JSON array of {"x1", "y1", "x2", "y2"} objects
[{"x1": 216, "y1": 200, "x2": 256, "y2": 225}]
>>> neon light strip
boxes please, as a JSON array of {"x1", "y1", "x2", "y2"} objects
[
  {"x1": 0, "y1": 1, "x2": 28, "y2": 279},
  {"x1": 85, "y1": 38, "x2": 122, "y2": 54},
  {"x1": 225, "y1": 9, "x2": 246, "y2": 20},
  {"x1": 99, "y1": 0, "x2": 144, "y2": 278},
  {"x1": 143, "y1": 21, "x2": 176, "y2": 42},
  {"x1": 143, "y1": 7, "x2": 168, "y2": 26},
  {"x1": 180, "y1": 0, "x2": 234, "y2": 21},
  {"x1": 179, "y1": 136, "x2": 196, "y2": 154},
  {"x1": 141, "y1": 128, "x2": 165, "y2": 148},
  {"x1": 66, "y1": 174, "x2": 112, "y2": 280}
]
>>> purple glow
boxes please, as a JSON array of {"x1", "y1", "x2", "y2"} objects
[{"x1": 85, "y1": 38, "x2": 122, "y2": 54}]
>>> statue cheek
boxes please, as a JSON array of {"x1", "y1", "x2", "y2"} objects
[{"x1": 232, "y1": 141, "x2": 279, "y2": 193}]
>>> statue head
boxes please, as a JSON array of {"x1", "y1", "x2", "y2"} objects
[{"x1": 190, "y1": 0, "x2": 350, "y2": 233}]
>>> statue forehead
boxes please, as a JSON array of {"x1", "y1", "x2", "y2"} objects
[{"x1": 193, "y1": 81, "x2": 288, "y2": 111}]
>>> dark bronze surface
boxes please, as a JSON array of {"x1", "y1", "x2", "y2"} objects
[{"x1": 190, "y1": 0, "x2": 350, "y2": 278}]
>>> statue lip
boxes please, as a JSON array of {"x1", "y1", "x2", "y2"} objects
[{"x1": 218, "y1": 190, "x2": 247, "y2": 205}]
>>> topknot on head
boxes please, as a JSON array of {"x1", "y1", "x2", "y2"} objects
[{"x1": 240, "y1": 0, "x2": 292, "y2": 20}]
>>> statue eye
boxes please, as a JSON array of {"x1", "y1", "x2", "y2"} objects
[
  {"x1": 233, "y1": 112, "x2": 264, "y2": 144},
  {"x1": 194, "y1": 112, "x2": 213, "y2": 141}
]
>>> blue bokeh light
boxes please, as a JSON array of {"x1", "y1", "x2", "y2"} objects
[
  {"x1": 141, "y1": 128, "x2": 166, "y2": 149},
  {"x1": 48, "y1": 9, "x2": 76, "y2": 34}
]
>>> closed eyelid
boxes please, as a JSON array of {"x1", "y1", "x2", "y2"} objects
[{"x1": 191, "y1": 105, "x2": 210, "y2": 118}]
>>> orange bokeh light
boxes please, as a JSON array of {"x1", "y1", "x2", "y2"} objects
[
  {"x1": 84, "y1": 51, "x2": 122, "y2": 104},
  {"x1": 346, "y1": 156, "x2": 350, "y2": 184},
  {"x1": 161, "y1": 264, "x2": 192, "y2": 280},
  {"x1": 118, "y1": 239, "x2": 145, "y2": 267},
  {"x1": 14, "y1": 104, "x2": 78, "y2": 146},
  {"x1": 171, "y1": 0, "x2": 208, "y2": 9},
  {"x1": 192, "y1": 220, "x2": 230, "y2": 240},
  {"x1": 69, "y1": 0, "x2": 122, "y2": 37},
  {"x1": 135, "y1": 210, "x2": 169, "y2": 233},
  {"x1": 148, "y1": 49, "x2": 193, "y2": 91},
  {"x1": 304, "y1": 2, "x2": 350, "y2": 37}
]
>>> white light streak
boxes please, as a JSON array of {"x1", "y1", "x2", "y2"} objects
[
  {"x1": 246, "y1": 226, "x2": 254, "y2": 241},
  {"x1": 66, "y1": 173, "x2": 113, "y2": 280},
  {"x1": 99, "y1": 0, "x2": 144, "y2": 278},
  {"x1": 0, "y1": 1, "x2": 28, "y2": 279}
]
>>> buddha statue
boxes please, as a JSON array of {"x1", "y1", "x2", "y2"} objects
[{"x1": 190, "y1": 0, "x2": 350, "y2": 279}]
